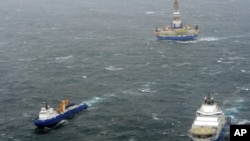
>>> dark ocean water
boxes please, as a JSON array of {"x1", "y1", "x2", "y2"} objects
[{"x1": 1, "y1": 0, "x2": 250, "y2": 140}]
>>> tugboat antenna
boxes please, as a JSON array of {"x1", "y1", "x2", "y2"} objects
[{"x1": 43, "y1": 101, "x2": 48, "y2": 109}]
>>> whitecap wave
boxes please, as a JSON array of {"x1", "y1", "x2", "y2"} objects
[
  {"x1": 228, "y1": 57, "x2": 245, "y2": 60},
  {"x1": 235, "y1": 119, "x2": 250, "y2": 125},
  {"x1": 138, "y1": 82, "x2": 157, "y2": 94},
  {"x1": 152, "y1": 113, "x2": 161, "y2": 121},
  {"x1": 235, "y1": 98, "x2": 245, "y2": 103},
  {"x1": 177, "y1": 40, "x2": 198, "y2": 43},
  {"x1": 241, "y1": 69, "x2": 247, "y2": 73},
  {"x1": 216, "y1": 58, "x2": 233, "y2": 64},
  {"x1": 55, "y1": 55, "x2": 73, "y2": 61},
  {"x1": 225, "y1": 107, "x2": 239, "y2": 114},
  {"x1": 179, "y1": 37, "x2": 221, "y2": 43},
  {"x1": 199, "y1": 67, "x2": 222, "y2": 76},
  {"x1": 105, "y1": 66, "x2": 123, "y2": 71},
  {"x1": 85, "y1": 97, "x2": 104, "y2": 107},
  {"x1": 230, "y1": 116, "x2": 250, "y2": 125},
  {"x1": 223, "y1": 99, "x2": 244, "y2": 117},
  {"x1": 145, "y1": 11, "x2": 156, "y2": 14},
  {"x1": 84, "y1": 94, "x2": 115, "y2": 107},
  {"x1": 57, "y1": 119, "x2": 68, "y2": 127},
  {"x1": 237, "y1": 87, "x2": 250, "y2": 91},
  {"x1": 18, "y1": 58, "x2": 36, "y2": 61},
  {"x1": 122, "y1": 89, "x2": 142, "y2": 96},
  {"x1": 138, "y1": 88, "x2": 152, "y2": 93},
  {"x1": 199, "y1": 37, "x2": 220, "y2": 41},
  {"x1": 175, "y1": 62, "x2": 191, "y2": 67}
]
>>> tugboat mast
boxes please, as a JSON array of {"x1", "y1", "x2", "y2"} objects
[{"x1": 172, "y1": 0, "x2": 183, "y2": 28}]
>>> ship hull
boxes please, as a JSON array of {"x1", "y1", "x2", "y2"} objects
[
  {"x1": 190, "y1": 117, "x2": 231, "y2": 141},
  {"x1": 213, "y1": 117, "x2": 231, "y2": 141},
  {"x1": 156, "y1": 34, "x2": 198, "y2": 41},
  {"x1": 34, "y1": 103, "x2": 88, "y2": 128}
]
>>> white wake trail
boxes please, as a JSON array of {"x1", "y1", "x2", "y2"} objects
[{"x1": 84, "y1": 94, "x2": 116, "y2": 107}]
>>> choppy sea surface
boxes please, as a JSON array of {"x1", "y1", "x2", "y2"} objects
[{"x1": 1, "y1": 0, "x2": 250, "y2": 140}]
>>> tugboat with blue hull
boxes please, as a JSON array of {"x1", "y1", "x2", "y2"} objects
[
  {"x1": 155, "y1": 0, "x2": 200, "y2": 41},
  {"x1": 34, "y1": 99, "x2": 88, "y2": 128},
  {"x1": 188, "y1": 95, "x2": 231, "y2": 141}
]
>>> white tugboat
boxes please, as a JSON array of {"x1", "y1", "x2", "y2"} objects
[{"x1": 188, "y1": 95, "x2": 231, "y2": 141}]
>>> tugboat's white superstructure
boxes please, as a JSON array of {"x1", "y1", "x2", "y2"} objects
[
  {"x1": 188, "y1": 95, "x2": 231, "y2": 141},
  {"x1": 38, "y1": 102, "x2": 58, "y2": 120}
]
